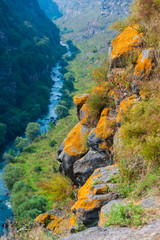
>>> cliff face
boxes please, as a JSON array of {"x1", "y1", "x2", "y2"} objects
[
  {"x1": 37, "y1": 0, "x2": 62, "y2": 20},
  {"x1": 0, "y1": 0, "x2": 62, "y2": 143}
]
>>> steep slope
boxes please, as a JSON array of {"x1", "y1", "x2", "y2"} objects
[{"x1": 0, "y1": 0, "x2": 63, "y2": 144}]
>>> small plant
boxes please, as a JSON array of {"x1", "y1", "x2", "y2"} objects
[{"x1": 104, "y1": 203, "x2": 147, "y2": 227}]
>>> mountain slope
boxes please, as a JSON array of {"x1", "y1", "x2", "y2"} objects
[{"x1": 0, "y1": 0, "x2": 63, "y2": 144}]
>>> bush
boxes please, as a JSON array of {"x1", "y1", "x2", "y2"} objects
[
  {"x1": 38, "y1": 174, "x2": 74, "y2": 202},
  {"x1": 2, "y1": 165, "x2": 24, "y2": 190},
  {"x1": 49, "y1": 139, "x2": 57, "y2": 147},
  {"x1": 104, "y1": 203, "x2": 147, "y2": 227},
  {"x1": 14, "y1": 137, "x2": 29, "y2": 152},
  {"x1": 55, "y1": 105, "x2": 69, "y2": 119},
  {"x1": 25, "y1": 122, "x2": 40, "y2": 141}
]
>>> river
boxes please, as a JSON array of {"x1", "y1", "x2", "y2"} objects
[{"x1": 0, "y1": 42, "x2": 71, "y2": 236}]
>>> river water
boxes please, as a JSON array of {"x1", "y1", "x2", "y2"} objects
[{"x1": 0, "y1": 43, "x2": 71, "y2": 236}]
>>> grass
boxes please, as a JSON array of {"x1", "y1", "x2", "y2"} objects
[{"x1": 104, "y1": 202, "x2": 147, "y2": 227}]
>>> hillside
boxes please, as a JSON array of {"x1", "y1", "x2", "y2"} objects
[
  {"x1": 0, "y1": 0, "x2": 63, "y2": 145},
  {"x1": 38, "y1": 0, "x2": 62, "y2": 20}
]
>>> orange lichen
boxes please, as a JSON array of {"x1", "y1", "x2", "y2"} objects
[
  {"x1": 73, "y1": 94, "x2": 89, "y2": 108},
  {"x1": 34, "y1": 213, "x2": 50, "y2": 225},
  {"x1": 93, "y1": 108, "x2": 115, "y2": 139},
  {"x1": 80, "y1": 103, "x2": 90, "y2": 125},
  {"x1": 111, "y1": 25, "x2": 143, "y2": 61},
  {"x1": 64, "y1": 122, "x2": 90, "y2": 156},
  {"x1": 134, "y1": 48, "x2": 154, "y2": 80},
  {"x1": 93, "y1": 186, "x2": 109, "y2": 195},
  {"x1": 69, "y1": 216, "x2": 77, "y2": 229},
  {"x1": 47, "y1": 217, "x2": 70, "y2": 237},
  {"x1": 116, "y1": 95, "x2": 137, "y2": 122},
  {"x1": 98, "y1": 212, "x2": 106, "y2": 227}
]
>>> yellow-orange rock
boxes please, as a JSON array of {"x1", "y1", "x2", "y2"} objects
[
  {"x1": 35, "y1": 213, "x2": 50, "y2": 225},
  {"x1": 134, "y1": 48, "x2": 154, "y2": 80},
  {"x1": 116, "y1": 95, "x2": 137, "y2": 123},
  {"x1": 71, "y1": 165, "x2": 119, "y2": 225},
  {"x1": 111, "y1": 25, "x2": 143, "y2": 67},
  {"x1": 73, "y1": 94, "x2": 90, "y2": 109}
]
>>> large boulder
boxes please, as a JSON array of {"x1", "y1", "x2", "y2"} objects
[
  {"x1": 58, "y1": 122, "x2": 91, "y2": 182},
  {"x1": 87, "y1": 108, "x2": 115, "y2": 152},
  {"x1": 73, "y1": 149, "x2": 110, "y2": 186},
  {"x1": 71, "y1": 165, "x2": 119, "y2": 226},
  {"x1": 111, "y1": 25, "x2": 143, "y2": 67}
]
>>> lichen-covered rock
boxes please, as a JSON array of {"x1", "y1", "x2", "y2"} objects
[
  {"x1": 116, "y1": 95, "x2": 138, "y2": 123},
  {"x1": 98, "y1": 199, "x2": 125, "y2": 227},
  {"x1": 111, "y1": 25, "x2": 143, "y2": 67},
  {"x1": 73, "y1": 149, "x2": 110, "y2": 186},
  {"x1": 71, "y1": 165, "x2": 119, "y2": 226},
  {"x1": 134, "y1": 48, "x2": 154, "y2": 80},
  {"x1": 73, "y1": 94, "x2": 90, "y2": 120},
  {"x1": 69, "y1": 215, "x2": 85, "y2": 233},
  {"x1": 35, "y1": 213, "x2": 51, "y2": 225},
  {"x1": 87, "y1": 108, "x2": 115, "y2": 152},
  {"x1": 58, "y1": 122, "x2": 91, "y2": 182}
]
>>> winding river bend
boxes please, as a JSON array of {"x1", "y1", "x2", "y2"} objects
[{"x1": 0, "y1": 43, "x2": 71, "y2": 236}]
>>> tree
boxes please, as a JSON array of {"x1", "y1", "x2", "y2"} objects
[
  {"x1": 55, "y1": 105, "x2": 69, "y2": 119},
  {"x1": 25, "y1": 122, "x2": 40, "y2": 141},
  {"x1": 14, "y1": 137, "x2": 29, "y2": 152},
  {"x1": 0, "y1": 123, "x2": 7, "y2": 145},
  {"x1": 2, "y1": 165, "x2": 24, "y2": 190}
]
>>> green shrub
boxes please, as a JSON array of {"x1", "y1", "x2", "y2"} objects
[
  {"x1": 25, "y1": 122, "x2": 40, "y2": 141},
  {"x1": 104, "y1": 203, "x2": 146, "y2": 227},
  {"x1": 2, "y1": 165, "x2": 24, "y2": 190},
  {"x1": 49, "y1": 139, "x2": 57, "y2": 147},
  {"x1": 55, "y1": 105, "x2": 69, "y2": 119}
]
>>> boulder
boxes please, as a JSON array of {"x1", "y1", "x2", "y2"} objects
[
  {"x1": 71, "y1": 165, "x2": 119, "y2": 226},
  {"x1": 58, "y1": 122, "x2": 90, "y2": 182},
  {"x1": 73, "y1": 149, "x2": 111, "y2": 186},
  {"x1": 111, "y1": 25, "x2": 143, "y2": 67},
  {"x1": 87, "y1": 108, "x2": 115, "y2": 152},
  {"x1": 73, "y1": 94, "x2": 90, "y2": 120},
  {"x1": 134, "y1": 48, "x2": 154, "y2": 80}
]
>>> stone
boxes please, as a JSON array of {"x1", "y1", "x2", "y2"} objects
[
  {"x1": 60, "y1": 219, "x2": 160, "y2": 240},
  {"x1": 134, "y1": 48, "x2": 154, "y2": 80},
  {"x1": 87, "y1": 108, "x2": 115, "y2": 152},
  {"x1": 111, "y1": 25, "x2": 143, "y2": 68},
  {"x1": 73, "y1": 149, "x2": 111, "y2": 186},
  {"x1": 71, "y1": 165, "x2": 119, "y2": 226},
  {"x1": 34, "y1": 213, "x2": 51, "y2": 225},
  {"x1": 58, "y1": 122, "x2": 90, "y2": 182},
  {"x1": 73, "y1": 94, "x2": 90, "y2": 120}
]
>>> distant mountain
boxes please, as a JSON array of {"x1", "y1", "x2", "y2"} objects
[
  {"x1": 38, "y1": 0, "x2": 62, "y2": 20},
  {"x1": 0, "y1": 0, "x2": 63, "y2": 144}
]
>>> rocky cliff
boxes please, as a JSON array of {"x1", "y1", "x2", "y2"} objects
[{"x1": 35, "y1": 19, "x2": 160, "y2": 238}]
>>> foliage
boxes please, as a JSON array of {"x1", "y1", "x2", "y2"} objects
[
  {"x1": 104, "y1": 203, "x2": 147, "y2": 227},
  {"x1": 0, "y1": 123, "x2": 7, "y2": 145},
  {"x1": 37, "y1": 174, "x2": 74, "y2": 202},
  {"x1": 2, "y1": 165, "x2": 24, "y2": 190},
  {"x1": 25, "y1": 122, "x2": 40, "y2": 141},
  {"x1": 55, "y1": 105, "x2": 69, "y2": 119},
  {"x1": 2, "y1": 152, "x2": 15, "y2": 164},
  {"x1": 15, "y1": 137, "x2": 29, "y2": 152},
  {"x1": 49, "y1": 139, "x2": 57, "y2": 147}
]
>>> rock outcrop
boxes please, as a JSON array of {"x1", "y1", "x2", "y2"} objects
[
  {"x1": 71, "y1": 165, "x2": 119, "y2": 226},
  {"x1": 111, "y1": 25, "x2": 143, "y2": 67}
]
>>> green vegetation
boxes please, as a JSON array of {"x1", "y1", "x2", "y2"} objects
[
  {"x1": 25, "y1": 123, "x2": 40, "y2": 142},
  {"x1": 104, "y1": 203, "x2": 147, "y2": 227},
  {"x1": 37, "y1": 174, "x2": 74, "y2": 202},
  {"x1": 15, "y1": 137, "x2": 29, "y2": 152}
]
